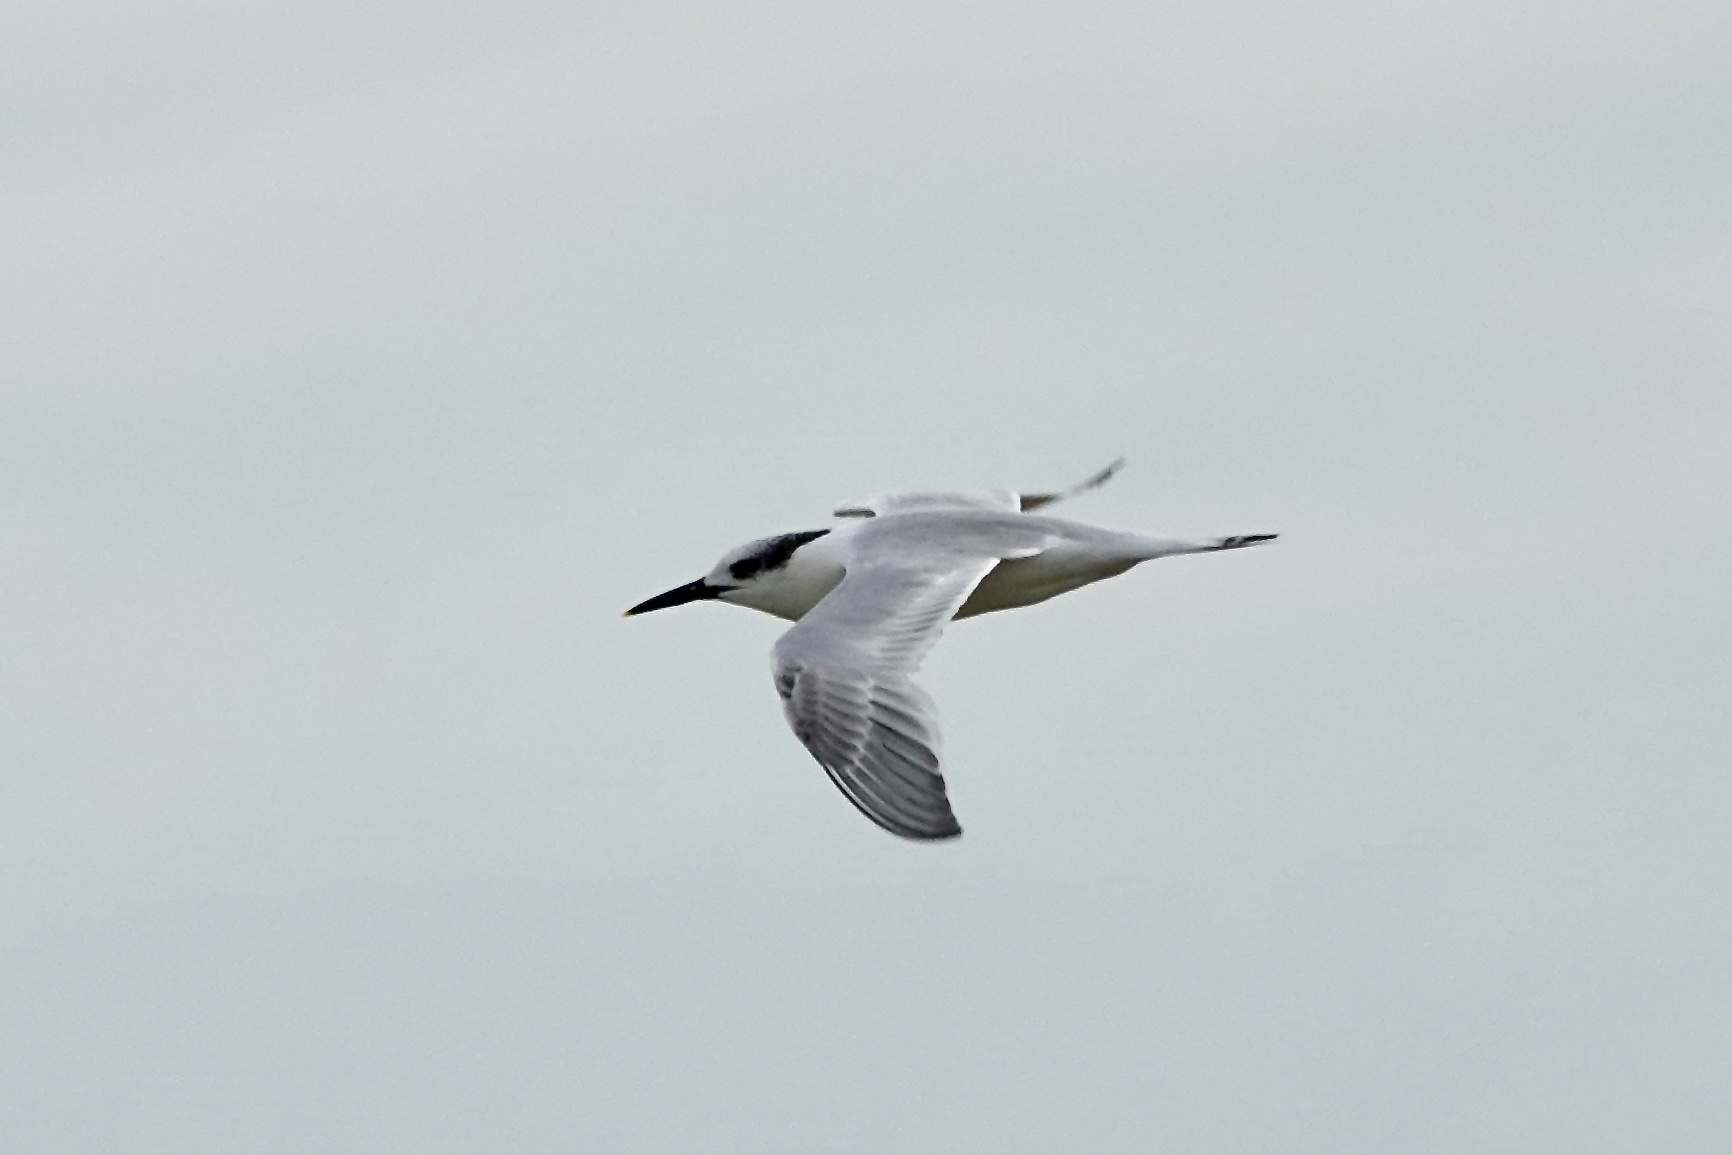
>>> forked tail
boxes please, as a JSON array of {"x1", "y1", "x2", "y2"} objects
[
  {"x1": 1119, "y1": 531, "x2": 1278, "y2": 562},
  {"x1": 1211, "y1": 533, "x2": 1278, "y2": 550}
]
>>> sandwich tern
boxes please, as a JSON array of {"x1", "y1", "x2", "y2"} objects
[{"x1": 626, "y1": 459, "x2": 1275, "y2": 841}]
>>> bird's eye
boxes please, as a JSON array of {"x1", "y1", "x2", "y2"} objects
[{"x1": 728, "y1": 557, "x2": 761, "y2": 581}]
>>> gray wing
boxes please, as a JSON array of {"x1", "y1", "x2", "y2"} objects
[
  {"x1": 832, "y1": 488, "x2": 1020, "y2": 518},
  {"x1": 1019, "y1": 457, "x2": 1124, "y2": 511},
  {"x1": 771, "y1": 517, "x2": 1051, "y2": 840},
  {"x1": 833, "y1": 458, "x2": 1124, "y2": 519}
]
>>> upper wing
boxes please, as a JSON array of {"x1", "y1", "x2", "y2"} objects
[
  {"x1": 833, "y1": 458, "x2": 1124, "y2": 519},
  {"x1": 771, "y1": 516, "x2": 1051, "y2": 840},
  {"x1": 832, "y1": 488, "x2": 1020, "y2": 519},
  {"x1": 1019, "y1": 457, "x2": 1125, "y2": 511}
]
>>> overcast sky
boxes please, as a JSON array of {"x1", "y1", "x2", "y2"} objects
[{"x1": 3, "y1": 1, "x2": 1730, "y2": 1151}]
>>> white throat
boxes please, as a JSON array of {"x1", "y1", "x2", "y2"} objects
[{"x1": 722, "y1": 533, "x2": 848, "y2": 621}]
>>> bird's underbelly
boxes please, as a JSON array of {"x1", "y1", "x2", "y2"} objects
[{"x1": 954, "y1": 550, "x2": 1139, "y2": 619}]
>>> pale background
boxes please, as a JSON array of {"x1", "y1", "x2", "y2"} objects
[{"x1": 3, "y1": 1, "x2": 1729, "y2": 1151}]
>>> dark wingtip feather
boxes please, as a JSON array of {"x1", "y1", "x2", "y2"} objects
[{"x1": 1217, "y1": 533, "x2": 1278, "y2": 549}]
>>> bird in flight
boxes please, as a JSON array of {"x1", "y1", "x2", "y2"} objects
[{"x1": 626, "y1": 459, "x2": 1274, "y2": 841}]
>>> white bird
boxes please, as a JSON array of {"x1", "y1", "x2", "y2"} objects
[{"x1": 625, "y1": 460, "x2": 1274, "y2": 841}]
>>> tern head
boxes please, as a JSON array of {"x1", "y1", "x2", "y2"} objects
[{"x1": 625, "y1": 529, "x2": 836, "y2": 620}]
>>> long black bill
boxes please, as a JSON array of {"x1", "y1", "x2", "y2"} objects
[{"x1": 624, "y1": 578, "x2": 725, "y2": 616}]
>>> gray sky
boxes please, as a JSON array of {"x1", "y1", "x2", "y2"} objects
[{"x1": 3, "y1": 1, "x2": 1730, "y2": 1151}]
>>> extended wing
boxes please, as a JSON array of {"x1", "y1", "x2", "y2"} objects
[
  {"x1": 771, "y1": 515, "x2": 1052, "y2": 840},
  {"x1": 833, "y1": 458, "x2": 1124, "y2": 519},
  {"x1": 1018, "y1": 456, "x2": 1124, "y2": 512}
]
